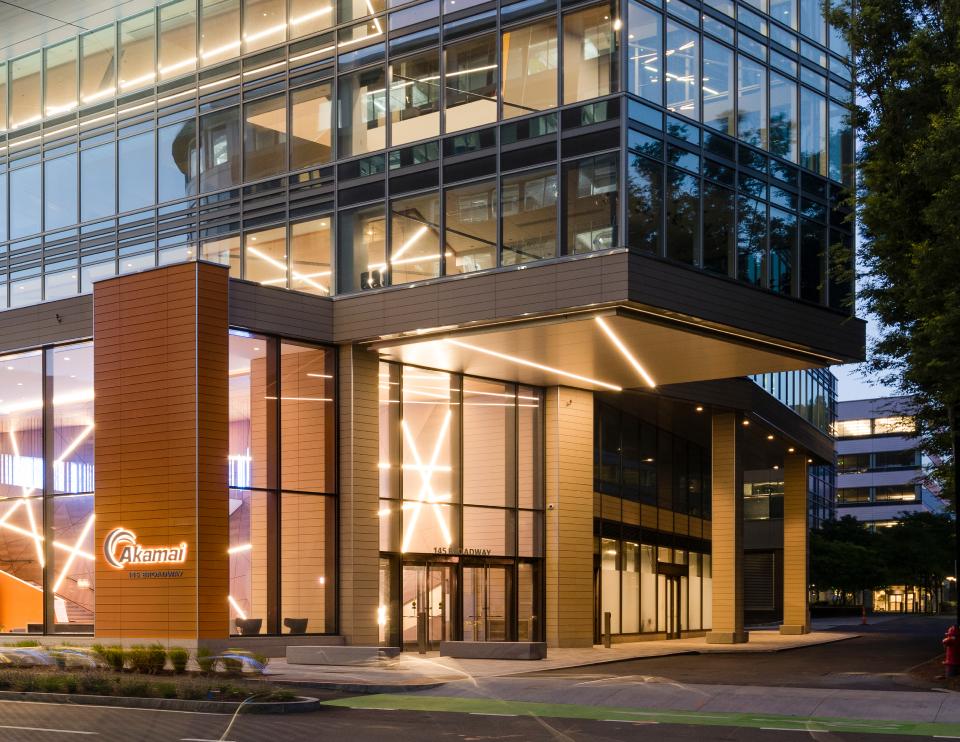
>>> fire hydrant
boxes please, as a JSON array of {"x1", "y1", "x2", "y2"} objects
[{"x1": 944, "y1": 626, "x2": 960, "y2": 678}]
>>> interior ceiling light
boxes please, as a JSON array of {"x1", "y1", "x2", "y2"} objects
[
  {"x1": 400, "y1": 411, "x2": 454, "y2": 552},
  {"x1": 443, "y1": 339, "x2": 622, "y2": 392},
  {"x1": 595, "y1": 317, "x2": 656, "y2": 388}
]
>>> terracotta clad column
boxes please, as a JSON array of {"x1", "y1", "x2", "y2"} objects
[
  {"x1": 338, "y1": 345, "x2": 380, "y2": 645},
  {"x1": 94, "y1": 262, "x2": 229, "y2": 644},
  {"x1": 706, "y1": 412, "x2": 747, "y2": 644},
  {"x1": 781, "y1": 453, "x2": 811, "y2": 635},
  {"x1": 544, "y1": 386, "x2": 594, "y2": 648}
]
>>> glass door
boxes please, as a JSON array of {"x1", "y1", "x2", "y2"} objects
[
  {"x1": 463, "y1": 564, "x2": 511, "y2": 641},
  {"x1": 401, "y1": 562, "x2": 454, "y2": 649}
]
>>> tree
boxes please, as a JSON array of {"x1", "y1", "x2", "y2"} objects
[
  {"x1": 810, "y1": 516, "x2": 888, "y2": 601},
  {"x1": 879, "y1": 512, "x2": 955, "y2": 609}
]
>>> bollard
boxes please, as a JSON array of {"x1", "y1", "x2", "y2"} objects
[
  {"x1": 603, "y1": 611, "x2": 612, "y2": 648},
  {"x1": 417, "y1": 611, "x2": 428, "y2": 654}
]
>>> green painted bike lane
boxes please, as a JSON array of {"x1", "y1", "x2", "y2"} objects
[{"x1": 323, "y1": 693, "x2": 960, "y2": 737}]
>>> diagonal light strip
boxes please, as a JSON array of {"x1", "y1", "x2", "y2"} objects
[
  {"x1": 228, "y1": 594, "x2": 248, "y2": 620},
  {"x1": 55, "y1": 423, "x2": 94, "y2": 465},
  {"x1": 22, "y1": 491, "x2": 44, "y2": 568},
  {"x1": 443, "y1": 339, "x2": 622, "y2": 392},
  {"x1": 400, "y1": 410, "x2": 453, "y2": 551},
  {"x1": 595, "y1": 317, "x2": 657, "y2": 388},
  {"x1": 247, "y1": 246, "x2": 330, "y2": 295},
  {"x1": 52, "y1": 513, "x2": 95, "y2": 593}
]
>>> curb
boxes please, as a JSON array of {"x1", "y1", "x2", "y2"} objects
[
  {"x1": 270, "y1": 679, "x2": 448, "y2": 694},
  {"x1": 0, "y1": 689, "x2": 322, "y2": 714}
]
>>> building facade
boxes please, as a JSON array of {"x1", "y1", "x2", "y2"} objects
[{"x1": 0, "y1": 0, "x2": 862, "y2": 650}]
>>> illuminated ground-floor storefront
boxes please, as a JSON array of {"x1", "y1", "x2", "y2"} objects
[{"x1": 0, "y1": 261, "x2": 850, "y2": 651}]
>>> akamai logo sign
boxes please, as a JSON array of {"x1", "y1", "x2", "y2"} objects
[{"x1": 103, "y1": 528, "x2": 188, "y2": 569}]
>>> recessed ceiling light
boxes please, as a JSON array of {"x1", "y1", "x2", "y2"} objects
[
  {"x1": 767, "y1": 434, "x2": 774, "y2": 440},
  {"x1": 772, "y1": 465, "x2": 780, "y2": 470},
  {"x1": 695, "y1": 405, "x2": 703, "y2": 412},
  {"x1": 742, "y1": 419, "x2": 750, "y2": 426},
  {"x1": 788, "y1": 447, "x2": 795, "y2": 453}
]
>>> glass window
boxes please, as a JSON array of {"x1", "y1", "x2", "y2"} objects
[
  {"x1": 518, "y1": 386, "x2": 543, "y2": 509},
  {"x1": 390, "y1": 192, "x2": 441, "y2": 284},
  {"x1": 665, "y1": 21, "x2": 698, "y2": 119},
  {"x1": 873, "y1": 450, "x2": 917, "y2": 470},
  {"x1": 81, "y1": 143, "x2": 116, "y2": 222},
  {"x1": 119, "y1": 247, "x2": 156, "y2": 275},
  {"x1": 158, "y1": 120, "x2": 198, "y2": 202},
  {"x1": 0, "y1": 492, "x2": 44, "y2": 632},
  {"x1": 703, "y1": 39, "x2": 733, "y2": 134},
  {"x1": 229, "y1": 488, "x2": 267, "y2": 633},
  {"x1": 338, "y1": 204, "x2": 387, "y2": 292},
  {"x1": 666, "y1": 167, "x2": 698, "y2": 264},
  {"x1": 738, "y1": 55, "x2": 767, "y2": 149},
  {"x1": 873, "y1": 416, "x2": 915, "y2": 435},
  {"x1": 338, "y1": 67, "x2": 387, "y2": 157},
  {"x1": 51, "y1": 493, "x2": 95, "y2": 632},
  {"x1": 119, "y1": 11, "x2": 157, "y2": 93},
  {"x1": 444, "y1": 35, "x2": 497, "y2": 133},
  {"x1": 280, "y1": 343, "x2": 336, "y2": 493},
  {"x1": 10, "y1": 52, "x2": 41, "y2": 130},
  {"x1": 245, "y1": 94, "x2": 287, "y2": 181},
  {"x1": 244, "y1": 226, "x2": 287, "y2": 287},
  {"x1": 627, "y1": 1, "x2": 662, "y2": 104},
  {"x1": 119, "y1": 132, "x2": 156, "y2": 212},
  {"x1": 833, "y1": 418, "x2": 870, "y2": 437},
  {"x1": 564, "y1": 153, "x2": 618, "y2": 255},
  {"x1": 0, "y1": 63, "x2": 7, "y2": 132},
  {"x1": 444, "y1": 179, "x2": 497, "y2": 275},
  {"x1": 290, "y1": 0, "x2": 335, "y2": 38},
  {"x1": 290, "y1": 218, "x2": 333, "y2": 295},
  {"x1": 229, "y1": 332, "x2": 269, "y2": 489},
  {"x1": 502, "y1": 19, "x2": 558, "y2": 119},
  {"x1": 463, "y1": 507, "x2": 512, "y2": 555},
  {"x1": 81, "y1": 259, "x2": 117, "y2": 292},
  {"x1": 45, "y1": 40, "x2": 78, "y2": 117},
  {"x1": 800, "y1": 88, "x2": 826, "y2": 176},
  {"x1": 338, "y1": 0, "x2": 386, "y2": 24},
  {"x1": 769, "y1": 72, "x2": 798, "y2": 163},
  {"x1": 0, "y1": 350, "x2": 43, "y2": 501},
  {"x1": 159, "y1": 0, "x2": 198, "y2": 80},
  {"x1": 45, "y1": 155, "x2": 78, "y2": 231},
  {"x1": 390, "y1": 51, "x2": 441, "y2": 146},
  {"x1": 769, "y1": 207, "x2": 796, "y2": 295},
  {"x1": 737, "y1": 194, "x2": 766, "y2": 286},
  {"x1": 281, "y1": 493, "x2": 335, "y2": 632},
  {"x1": 628, "y1": 154, "x2": 662, "y2": 253},
  {"x1": 772, "y1": 0, "x2": 797, "y2": 28},
  {"x1": 80, "y1": 27, "x2": 116, "y2": 107},
  {"x1": 10, "y1": 166, "x2": 42, "y2": 238},
  {"x1": 202, "y1": 235, "x2": 242, "y2": 277},
  {"x1": 200, "y1": 107, "x2": 241, "y2": 192},
  {"x1": 703, "y1": 181, "x2": 734, "y2": 275},
  {"x1": 501, "y1": 166, "x2": 558, "y2": 265},
  {"x1": 463, "y1": 379, "x2": 515, "y2": 508},
  {"x1": 243, "y1": 0, "x2": 287, "y2": 53},
  {"x1": 829, "y1": 99, "x2": 853, "y2": 186},
  {"x1": 52, "y1": 343, "x2": 95, "y2": 494},
  {"x1": 201, "y1": 0, "x2": 242, "y2": 66},
  {"x1": 291, "y1": 83, "x2": 334, "y2": 168},
  {"x1": 563, "y1": 3, "x2": 618, "y2": 105},
  {"x1": 799, "y1": 0, "x2": 825, "y2": 44},
  {"x1": 0, "y1": 175, "x2": 6, "y2": 241}
]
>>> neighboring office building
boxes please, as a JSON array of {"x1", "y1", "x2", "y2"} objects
[
  {"x1": 0, "y1": 0, "x2": 863, "y2": 651},
  {"x1": 835, "y1": 396, "x2": 945, "y2": 613}
]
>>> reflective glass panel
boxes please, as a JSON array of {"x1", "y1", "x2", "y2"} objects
[
  {"x1": 80, "y1": 260, "x2": 117, "y2": 293},
  {"x1": 769, "y1": 72, "x2": 798, "y2": 162},
  {"x1": 201, "y1": 107, "x2": 241, "y2": 192},
  {"x1": 800, "y1": 87, "x2": 826, "y2": 175},
  {"x1": 10, "y1": 165, "x2": 42, "y2": 238},
  {"x1": 444, "y1": 35, "x2": 497, "y2": 133},
  {"x1": 564, "y1": 153, "x2": 618, "y2": 254},
  {"x1": 290, "y1": 0, "x2": 335, "y2": 38},
  {"x1": 81, "y1": 142, "x2": 116, "y2": 222},
  {"x1": 738, "y1": 55, "x2": 767, "y2": 149},
  {"x1": 245, "y1": 94, "x2": 287, "y2": 181},
  {"x1": 338, "y1": 0, "x2": 386, "y2": 24},
  {"x1": 0, "y1": 175, "x2": 6, "y2": 241},
  {"x1": 229, "y1": 332, "x2": 269, "y2": 489},
  {"x1": 159, "y1": 0, "x2": 198, "y2": 80},
  {"x1": 390, "y1": 51, "x2": 441, "y2": 146},
  {"x1": 52, "y1": 344, "x2": 95, "y2": 494},
  {"x1": 771, "y1": 0, "x2": 797, "y2": 28},
  {"x1": 119, "y1": 131, "x2": 156, "y2": 212},
  {"x1": 291, "y1": 83, "x2": 334, "y2": 168},
  {"x1": 0, "y1": 494, "x2": 44, "y2": 631},
  {"x1": 799, "y1": 0, "x2": 825, "y2": 43},
  {"x1": 665, "y1": 21, "x2": 698, "y2": 119},
  {"x1": 51, "y1": 494, "x2": 95, "y2": 632},
  {"x1": 703, "y1": 39, "x2": 733, "y2": 134},
  {"x1": 119, "y1": 11, "x2": 157, "y2": 93},
  {"x1": 45, "y1": 40, "x2": 78, "y2": 117},
  {"x1": 444, "y1": 179, "x2": 497, "y2": 275},
  {"x1": 338, "y1": 67, "x2": 387, "y2": 157},
  {"x1": 627, "y1": 1, "x2": 662, "y2": 104},
  {"x1": 10, "y1": 52, "x2": 41, "y2": 130},
  {"x1": 829, "y1": 99, "x2": 853, "y2": 185},
  {"x1": 501, "y1": 166, "x2": 558, "y2": 265},
  {"x1": 202, "y1": 235, "x2": 242, "y2": 277},
  {"x1": 769, "y1": 207, "x2": 796, "y2": 295},
  {"x1": 463, "y1": 379, "x2": 515, "y2": 508},
  {"x1": 737, "y1": 194, "x2": 766, "y2": 285},
  {"x1": 563, "y1": 3, "x2": 618, "y2": 104},
  {"x1": 243, "y1": 0, "x2": 287, "y2": 53},
  {"x1": 0, "y1": 63, "x2": 6, "y2": 132},
  {"x1": 666, "y1": 167, "x2": 698, "y2": 264},
  {"x1": 290, "y1": 218, "x2": 333, "y2": 295},
  {"x1": 201, "y1": 0, "x2": 242, "y2": 66},
  {"x1": 338, "y1": 204, "x2": 386, "y2": 291},
  {"x1": 702, "y1": 181, "x2": 735, "y2": 275},
  {"x1": 390, "y1": 192, "x2": 441, "y2": 284},
  {"x1": 45, "y1": 155, "x2": 78, "y2": 231},
  {"x1": 228, "y1": 488, "x2": 267, "y2": 633},
  {"x1": 281, "y1": 493, "x2": 335, "y2": 632},
  {"x1": 244, "y1": 226, "x2": 287, "y2": 286},
  {"x1": 0, "y1": 350, "x2": 43, "y2": 501},
  {"x1": 628, "y1": 154, "x2": 662, "y2": 253},
  {"x1": 80, "y1": 27, "x2": 116, "y2": 106},
  {"x1": 158, "y1": 120, "x2": 198, "y2": 201},
  {"x1": 280, "y1": 343, "x2": 336, "y2": 493},
  {"x1": 502, "y1": 19, "x2": 558, "y2": 119}
]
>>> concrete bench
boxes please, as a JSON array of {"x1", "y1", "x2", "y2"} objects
[
  {"x1": 286, "y1": 645, "x2": 401, "y2": 665},
  {"x1": 439, "y1": 641, "x2": 547, "y2": 660}
]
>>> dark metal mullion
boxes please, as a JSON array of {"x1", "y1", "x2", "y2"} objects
[
  {"x1": 266, "y1": 337, "x2": 281, "y2": 634},
  {"x1": 42, "y1": 347, "x2": 56, "y2": 633}
]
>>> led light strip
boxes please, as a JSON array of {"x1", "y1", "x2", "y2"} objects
[{"x1": 595, "y1": 317, "x2": 656, "y2": 388}]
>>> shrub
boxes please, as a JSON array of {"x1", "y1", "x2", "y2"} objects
[
  {"x1": 117, "y1": 679, "x2": 150, "y2": 698},
  {"x1": 155, "y1": 681, "x2": 178, "y2": 699},
  {"x1": 36, "y1": 674, "x2": 66, "y2": 693},
  {"x1": 177, "y1": 681, "x2": 206, "y2": 700},
  {"x1": 14, "y1": 673, "x2": 39, "y2": 692},
  {"x1": 92, "y1": 644, "x2": 125, "y2": 672},
  {"x1": 9, "y1": 640, "x2": 41, "y2": 647},
  {"x1": 78, "y1": 674, "x2": 114, "y2": 696},
  {"x1": 146, "y1": 644, "x2": 167, "y2": 674},
  {"x1": 220, "y1": 655, "x2": 243, "y2": 675},
  {"x1": 195, "y1": 647, "x2": 215, "y2": 674},
  {"x1": 125, "y1": 646, "x2": 153, "y2": 674},
  {"x1": 167, "y1": 647, "x2": 189, "y2": 674}
]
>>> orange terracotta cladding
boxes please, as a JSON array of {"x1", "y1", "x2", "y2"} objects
[{"x1": 93, "y1": 262, "x2": 229, "y2": 642}]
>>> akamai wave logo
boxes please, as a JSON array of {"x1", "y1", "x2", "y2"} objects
[{"x1": 103, "y1": 528, "x2": 188, "y2": 569}]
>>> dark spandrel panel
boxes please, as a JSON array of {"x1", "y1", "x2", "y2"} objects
[
  {"x1": 501, "y1": 0, "x2": 556, "y2": 24},
  {"x1": 738, "y1": 145, "x2": 767, "y2": 174},
  {"x1": 703, "y1": 131, "x2": 735, "y2": 160},
  {"x1": 703, "y1": 14, "x2": 734, "y2": 43},
  {"x1": 738, "y1": 172, "x2": 767, "y2": 200},
  {"x1": 443, "y1": 9, "x2": 496, "y2": 39},
  {"x1": 389, "y1": 27, "x2": 440, "y2": 55},
  {"x1": 338, "y1": 42, "x2": 385, "y2": 70},
  {"x1": 628, "y1": 99, "x2": 663, "y2": 131},
  {"x1": 703, "y1": 158, "x2": 734, "y2": 185},
  {"x1": 443, "y1": 127, "x2": 496, "y2": 156},
  {"x1": 339, "y1": 154, "x2": 386, "y2": 180},
  {"x1": 666, "y1": 116, "x2": 699, "y2": 145},
  {"x1": 390, "y1": 167, "x2": 439, "y2": 194},
  {"x1": 770, "y1": 158, "x2": 798, "y2": 185},
  {"x1": 801, "y1": 171, "x2": 826, "y2": 198},
  {"x1": 288, "y1": 32, "x2": 336, "y2": 68},
  {"x1": 770, "y1": 186, "x2": 798, "y2": 210},
  {"x1": 561, "y1": 99, "x2": 620, "y2": 130},
  {"x1": 339, "y1": 180, "x2": 386, "y2": 206},
  {"x1": 800, "y1": 197, "x2": 826, "y2": 221},
  {"x1": 504, "y1": 141, "x2": 556, "y2": 169},
  {"x1": 501, "y1": 113, "x2": 557, "y2": 145},
  {"x1": 560, "y1": 130, "x2": 615, "y2": 159},
  {"x1": 389, "y1": 141, "x2": 440, "y2": 169},
  {"x1": 390, "y1": 0, "x2": 439, "y2": 29},
  {"x1": 666, "y1": 0, "x2": 699, "y2": 25},
  {"x1": 443, "y1": 154, "x2": 496, "y2": 182}
]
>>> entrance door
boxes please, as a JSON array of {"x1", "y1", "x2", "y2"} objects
[
  {"x1": 463, "y1": 564, "x2": 511, "y2": 641},
  {"x1": 664, "y1": 575, "x2": 682, "y2": 639},
  {"x1": 401, "y1": 563, "x2": 454, "y2": 649}
]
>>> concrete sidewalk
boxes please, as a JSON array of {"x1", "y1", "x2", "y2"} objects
[{"x1": 265, "y1": 628, "x2": 858, "y2": 691}]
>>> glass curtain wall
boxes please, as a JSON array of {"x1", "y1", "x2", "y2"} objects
[
  {"x1": 0, "y1": 342, "x2": 94, "y2": 635},
  {"x1": 227, "y1": 330, "x2": 337, "y2": 636}
]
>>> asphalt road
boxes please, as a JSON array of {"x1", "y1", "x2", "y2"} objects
[
  {"x1": 0, "y1": 699, "x2": 925, "y2": 742},
  {"x1": 521, "y1": 615, "x2": 953, "y2": 691}
]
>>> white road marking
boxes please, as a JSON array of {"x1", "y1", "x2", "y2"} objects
[
  {"x1": 601, "y1": 719, "x2": 658, "y2": 724},
  {"x1": 0, "y1": 725, "x2": 97, "y2": 735},
  {"x1": 469, "y1": 713, "x2": 515, "y2": 717},
  {"x1": 0, "y1": 700, "x2": 223, "y2": 716},
  {"x1": 760, "y1": 728, "x2": 826, "y2": 733},
  {"x1": 180, "y1": 738, "x2": 237, "y2": 741}
]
